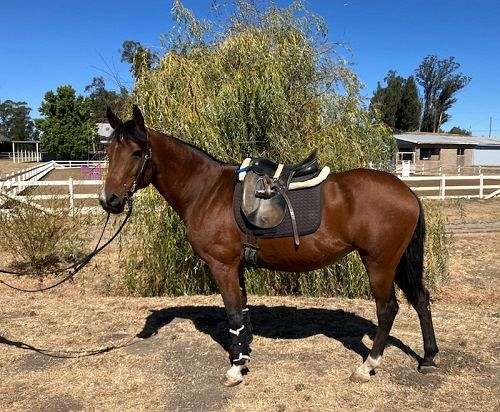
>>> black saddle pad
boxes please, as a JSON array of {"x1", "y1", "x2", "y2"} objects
[{"x1": 233, "y1": 181, "x2": 322, "y2": 239}]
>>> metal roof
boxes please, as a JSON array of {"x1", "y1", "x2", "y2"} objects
[
  {"x1": 97, "y1": 122, "x2": 113, "y2": 138},
  {"x1": 395, "y1": 133, "x2": 500, "y2": 149}
]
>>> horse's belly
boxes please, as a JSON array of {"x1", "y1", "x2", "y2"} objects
[{"x1": 257, "y1": 235, "x2": 353, "y2": 272}]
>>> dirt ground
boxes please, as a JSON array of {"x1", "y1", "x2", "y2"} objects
[
  {"x1": 0, "y1": 160, "x2": 39, "y2": 179},
  {"x1": 0, "y1": 200, "x2": 498, "y2": 411}
]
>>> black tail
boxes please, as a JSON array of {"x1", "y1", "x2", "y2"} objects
[{"x1": 395, "y1": 196, "x2": 426, "y2": 305}]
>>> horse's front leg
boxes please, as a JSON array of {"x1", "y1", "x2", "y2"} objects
[{"x1": 208, "y1": 260, "x2": 251, "y2": 386}]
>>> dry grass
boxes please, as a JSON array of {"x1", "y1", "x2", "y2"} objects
[
  {"x1": 0, "y1": 199, "x2": 498, "y2": 411},
  {"x1": 444, "y1": 198, "x2": 500, "y2": 224}
]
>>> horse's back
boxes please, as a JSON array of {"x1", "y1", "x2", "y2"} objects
[{"x1": 327, "y1": 168, "x2": 418, "y2": 212}]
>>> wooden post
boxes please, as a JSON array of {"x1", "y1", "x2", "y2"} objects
[
  {"x1": 440, "y1": 174, "x2": 446, "y2": 200},
  {"x1": 12, "y1": 141, "x2": 15, "y2": 163},
  {"x1": 479, "y1": 174, "x2": 484, "y2": 199},
  {"x1": 69, "y1": 177, "x2": 74, "y2": 216}
]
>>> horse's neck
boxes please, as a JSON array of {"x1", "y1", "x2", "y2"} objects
[{"x1": 149, "y1": 130, "x2": 224, "y2": 218}]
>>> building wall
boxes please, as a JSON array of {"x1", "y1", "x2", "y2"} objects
[
  {"x1": 414, "y1": 145, "x2": 474, "y2": 172},
  {"x1": 397, "y1": 143, "x2": 474, "y2": 173}
]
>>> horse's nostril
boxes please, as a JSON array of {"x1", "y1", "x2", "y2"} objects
[{"x1": 107, "y1": 193, "x2": 120, "y2": 207}]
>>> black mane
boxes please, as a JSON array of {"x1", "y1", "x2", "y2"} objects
[
  {"x1": 111, "y1": 119, "x2": 147, "y2": 143},
  {"x1": 111, "y1": 120, "x2": 231, "y2": 166}
]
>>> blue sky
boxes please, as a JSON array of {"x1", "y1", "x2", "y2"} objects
[{"x1": 1, "y1": 0, "x2": 499, "y2": 137}]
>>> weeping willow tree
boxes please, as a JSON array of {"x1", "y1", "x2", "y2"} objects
[{"x1": 122, "y1": 0, "x2": 448, "y2": 297}]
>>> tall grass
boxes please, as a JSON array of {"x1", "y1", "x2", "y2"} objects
[{"x1": 121, "y1": 0, "x2": 449, "y2": 298}]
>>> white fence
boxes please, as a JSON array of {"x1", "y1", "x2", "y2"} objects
[
  {"x1": 395, "y1": 162, "x2": 500, "y2": 176},
  {"x1": 0, "y1": 160, "x2": 499, "y2": 218},
  {"x1": 400, "y1": 174, "x2": 500, "y2": 200},
  {"x1": 1, "y1": 179, "x2": 101, "y2": 215},
  {"x1": 54, "y1": 160, "x2": 106, "y2": 169},
  {"x1": 0, "y1": 161, "x2": 104, "y2": 215}
]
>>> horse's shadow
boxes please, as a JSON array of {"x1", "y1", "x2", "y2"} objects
[
  {"x1": 0, "y1": 304, "x2": 421, "y2": 363},
  {"x1": 137, "y1": 305, "x2": 421, "y2": 362}
]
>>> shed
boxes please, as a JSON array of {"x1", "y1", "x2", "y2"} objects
[{"x1": 394, "y1": 132, "x2": 500, "y2": 173}]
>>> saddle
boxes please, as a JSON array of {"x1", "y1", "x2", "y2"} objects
[{"x1": 238, "y1": 150, "x2": 328, "y2": 247}]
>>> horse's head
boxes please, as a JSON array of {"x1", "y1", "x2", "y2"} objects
[{"x1": 99, "y1": 105, "x2": 152, "y2": 214}]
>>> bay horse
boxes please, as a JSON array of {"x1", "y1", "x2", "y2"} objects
[{"x1": 100, "y1": 106, "x2": 438, "y2": 386}]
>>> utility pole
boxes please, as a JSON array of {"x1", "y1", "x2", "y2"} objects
[{"x1": 489, "y1": 116, "x2": 492, "y2": 138}]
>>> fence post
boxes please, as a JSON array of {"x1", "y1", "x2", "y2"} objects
[
  {"x1": 440, "y1": 174, "x2": 446, "y2": 200},
  {"x1": 69, "y1": 177, "x2": 74, "y2": 216},
  {"x1": 479, "y1": 173, "x2": 484, "y2": 199}
]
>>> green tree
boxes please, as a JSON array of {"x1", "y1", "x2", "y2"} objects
[
  {"x1": 0, "y1": 100, "x2": 38, "y2": 141},
  {"x1": 36, "y1": 86, "x2": 96, "y2": 159},
  {"x1": 120, "y1": 40, "x2": 159, "y2": 78},
  {"x1": 125, "y1": 0, "x2": 398, "y2": 297},
  {"x1": 85, "y1": 76, "x2": 130, "y2": 122},
  {"x1": 416, "y1": 55, "x2": 470, "y2": 132},
  {"x1": 448, "y1": 126, "x2": 471, "y2": 136},
  {"x1": 395, "y1": 76, "x2": 421, "y2": 131},
  {"x1": 370, "y1": 71, "x2": 410, "y2": 130}
]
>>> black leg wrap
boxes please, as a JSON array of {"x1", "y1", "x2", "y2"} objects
[
  {"x1": 242, "y1": 308, "x2": 253, "y2": 344},
  {"x1": 229, "y1": 325, "x2": 251, "y2": 365}
]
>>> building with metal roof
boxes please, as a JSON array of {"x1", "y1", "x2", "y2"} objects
[
  {"x1": 395, "y1": 132, "x2": 500, "y2": 174},
  {"x1": 97, "y1": 122, "x2": 113, "y2": 142}
]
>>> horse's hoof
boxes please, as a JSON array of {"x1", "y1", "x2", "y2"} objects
[
  {"x1": 349, "y1": 370, "x2": 370, "y2": 383},
  {"x1": 418, "y1": 364, "x2": 438, "y2": 374},
  {"x1": 223, "y1": 376, "x2": 243, "y2": 387}
]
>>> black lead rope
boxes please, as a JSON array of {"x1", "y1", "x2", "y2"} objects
[
  {"x1": 0, "y1": 132, "x2": 151, "y2": 293},
  {"x1": 0, "y1": 213, "x2": 111, "y2": 278},
  {"x1": 0, "y1": 198, "x2": 133, "y2": 293}
]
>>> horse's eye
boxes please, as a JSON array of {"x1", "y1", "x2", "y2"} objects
[{"x1": 132, "y1": 150, "x2": 142, "y2": 160}]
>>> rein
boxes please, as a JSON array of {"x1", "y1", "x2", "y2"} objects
[{"x1": 0, "y1": 139, "x2": 151, "y2": 293}]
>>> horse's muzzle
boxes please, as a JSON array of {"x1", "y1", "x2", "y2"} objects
[{"x1": 99, "y1": 191, "x2": 125, "y2": 214}]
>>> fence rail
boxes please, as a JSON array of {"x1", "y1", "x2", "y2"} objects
[
  {"x1": 1, "y1": 164, "x2": 499, "y2": 218},
  {"x1": 0, "y1": 178, "x2": 101, "y2": 215},
  {"x1": 400, "y1": 174, "x2": 500, "y2": 200},
  {"x1": 0, "y1": 160, "x2": 103, "y2": 215},
  {"x1": 54, "y1": 160, "x2": 107, "y2": 168}
]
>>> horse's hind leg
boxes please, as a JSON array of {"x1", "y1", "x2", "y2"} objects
[
  {"x1": 412, "y1": 286, "x2": 439, "y2": 373},
  {"x1": 351, "y1": 262, "x2": 399, "y2": 382}
]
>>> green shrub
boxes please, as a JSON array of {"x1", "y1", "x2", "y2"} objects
[{"x1": 121, "y1": 1, "x2": 449, "y2": 298}]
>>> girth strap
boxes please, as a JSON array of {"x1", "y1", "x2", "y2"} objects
[{"x1": 277, "y1": 187, "x2": 300, "y2": 247}]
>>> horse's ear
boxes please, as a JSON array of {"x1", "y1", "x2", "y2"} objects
[
  {"x1": 132, "y1": 105, "x2": 145, "y2": 131},
  {"x1": 106, "y1": 107, "x2": 122, "y2": 130}
]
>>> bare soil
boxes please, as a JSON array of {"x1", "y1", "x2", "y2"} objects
[
  {"x1": 0, "y1": 160, "x2": 39, "y2": 179},
  {"x1": 0, "y1": 201, "x2": 499, "y2": 411}
]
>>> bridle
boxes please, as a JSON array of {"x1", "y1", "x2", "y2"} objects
[
  {"x1": 127, "y1": 140, "x2": 152, "y2": 198},
  {"x1": 0, "y1": 133, "x2": 153, "y2": 293}
]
